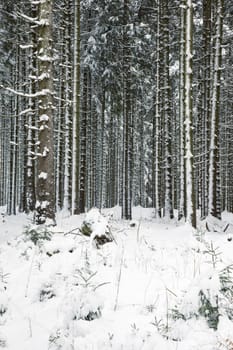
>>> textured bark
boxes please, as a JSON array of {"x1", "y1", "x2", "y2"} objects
[
  {"x1": 72, "y1": 0, "x2": 81, "y2": 215},
  {"x1": 178, "y1": 0, "x2": 186, "y2": 220},
  {"x1": 79, "y1": 68, "x2": 88, "y2": 214},
  {"x1": 208, "y1": 0, "x2": 223, "y2": 219},
  {"x1": 184, "y1": 0, "x2": 196, "y2": 228},
  {"x1": 122, "y1": 0, "x2": 132, "y2": 220},
  {"x1": 162, "y1": 0, "x2": 174, "y2": 219},
  {"x1": 35, "y1": 0, "x2": 55, "y2": 224},
  {"x1": 25, "y1": 3, "x2": 37, "y2": 213},
  {"x1": 152, "y1": 0, "x2": 161, "y2": 217},
  {"x1": 63, "y1": 0, "x2": 72, "y2": 212},
  {"x1": 198, "y1": 0, "x2": 212, "y2": 218}
]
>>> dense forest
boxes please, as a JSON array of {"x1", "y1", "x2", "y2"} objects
[
  {"x1": 1, "y1": 3, "x2": 233, "y2": 348},
  {"x1": 0, "y1": 0, "x2": 232, "y2": 227}
]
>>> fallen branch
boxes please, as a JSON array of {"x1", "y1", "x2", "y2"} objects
[{"x1": 64, "y1": 227, "x2": 82, "y2": 236}]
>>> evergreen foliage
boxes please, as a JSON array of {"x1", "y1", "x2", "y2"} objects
[
  {"x1": 23, "y1": 225, "x2": 52, "y2": 246},
  {"x1": 0, "y1": 0, "x2": 232, "y2": 224}
]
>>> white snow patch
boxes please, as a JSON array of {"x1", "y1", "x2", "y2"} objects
[{"x1": 38, "y1": 172, "x2": 48, "y2": 180}]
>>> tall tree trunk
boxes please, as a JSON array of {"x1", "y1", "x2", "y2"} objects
[
  {"x1": 162, "y1": 0, "x2": 174, "y2": 219},
  {"x1": 79, "y1": 68, "x2": 88, "y2": 213},
  {"x1": 35, "y1": 0, "x2": 55, "y2": 224},
  {"x1": 179, "y1": 0, "x2": 186, "y2": 220},
  {"x1": 63, "y1": 0, "x2": 72, "y2": 212},
  {"x1": 122, "y1": 0, "x2": 132, "y2": 220},
  {"x1": 72, "y1": 0, "x2": 81, "y2": 215},
  {"x1": 153, "y1": 0, "x2": 162, "y2": 217},
  {"x1": 200, "y1": 0, "x2": 212, "y2": 218},
  {"x1": 208, "y1": 0, "x2": 223, "y2": 219},
  {"x1": 184, "y1": 0, "x2": 196, "y2": 228},
  {"x1": 25, "y1": 2, "x2": 37, "y2": 213}
]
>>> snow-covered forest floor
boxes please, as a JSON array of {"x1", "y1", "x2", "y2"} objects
[{"x1": 1, "y1": 207, "x2": 233, "y2": 349}]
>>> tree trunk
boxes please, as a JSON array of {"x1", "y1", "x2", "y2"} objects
[
  {"x1": 72, "y1": 0, "x2": 81, "y2": 215},
  {"x1": 184, "y1": 0, "x2": 196, "y2": 228},
  {"x1": 35, "y1": 0, "x2": 55, "y2": 224},
  {"x1": 208, "y1": 0, "x2": 223, "y2": 219}
]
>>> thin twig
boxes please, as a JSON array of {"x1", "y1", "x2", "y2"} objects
[
  {"x1": 25, "y1": 246, "x2": 36, "y2": 298},
  {"x1": 64, "y1": 227, "x2": 81, "y2": 236},
  {"x1": 137, "y1": 218, "x2": 142, "y2": 243},
  {"x1": 93, "y1": 282, "x2": 111, "y2": 292}
]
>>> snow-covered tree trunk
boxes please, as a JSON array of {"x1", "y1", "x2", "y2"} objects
[
  {"x1": 86, "y1": 80, "x2": 94, "y2": 211},
  {"x1": 79, "y1": 67, "x2": 88, "y2": 214},
  {"x1": 107, "y1": 98, "x2": 115, "y2": 209},
  {"x1": 184, "y1": 0, "x2": 196, "y2": 228},
  {"x1": 35, "y1": 0, "x2": 55, "y2": 224},
  {"x1": 55, "y1": 29, "x2": 63, "y2": 212},
  {"x1": 162, "y1": 0, "x2": 174, "y2": 220},
  {"x1": 138, "y1": 106, "x2": 145, "y2": 207},
  {"x1": 8, "y1": 51, "x2": 19, "y2": 215},
  {"x1": 55, "y1": 25, "x2": 66, "y2": 212},
  {"x1": 179, "y1": 0, "x2": 186, "y2": 220},
  {"x1": 153, "y1": 0, "x2": 161, "y2": 217},
  {"x1": 122, "y1": 0, "x2": 132, "y2": 220},
  {"x1": 200, "y1": 0, "x2": 212, "y2": 218},
  {"x1": 63, "y1": 0, "x2": 72, "y2": 212},
  {"x1": 208, "y1": 0, "x2": 223, "y2": 219},
  {"x1": 71, "y1": 0, "x2": 81, "y2": 215},
  {"x1": 25, "y1": 3, "x2": 37, "y2": 213},
  {"x1": 99, "y1": 90, "x2": 106, "y2": 210}
]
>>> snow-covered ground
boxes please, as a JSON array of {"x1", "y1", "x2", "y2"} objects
[{"x1": 0, "y1": 207, "x2": 233, "y2": 349}]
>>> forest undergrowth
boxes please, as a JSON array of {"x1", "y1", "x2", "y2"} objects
[{"x1": 0, "y1": 207, "x2": 233, "y2": 349}]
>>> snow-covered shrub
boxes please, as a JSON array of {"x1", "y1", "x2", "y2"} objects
[
  {"x1": 0, "y1": 307, "x2": 7, "y2": 323},
  {"x1": 80, "y1": 209, "x2": 103, "y2": 237},
  {"x1": 48, "y1": 329, "x2": 70, "y2": 350},
  {"x1": 39, "y1": 282, "x2": 56, "y2": 302},
  {"x1": 0, "y1": 292, "x2": 8, "y2": 326},
  {"x1": 151, "y1": 316, "x2": 169, "y2": 337},
  {"x1": 69, "y1": 269, "x2": 103, "y2": 321},
  {"x1": 0, "y1": 269, "x2": 9, "y2": 326},
  {"x1": 198, "y1": 290, "x2": 219, "y2": 330},
  {"x1": 171, "y1": 305, "x2": 192, "y2": 322},
  {"x1": 80, "y1": 220, "x2": 92, "y2": 237},
  {"x1": 23, "y1": 224, "x2": 52, "y2": 245},
  {"x1": 170, "y1": 242, "x2": 233, "y2": 333},
  {"x1": 48, "y1": 330, "x2": 62, "y2": 350},
  {"x1": 80, "y1": 208, "x2": 113, "y2": 248},
  {"x1": 61, "y1": 261, "x2": 105, "y2": 325},
  {"x1": 0, "y1": 335, "x2": 6, "y2": 348},
  {"x1": 170, "y1": 270, "x2": 220, "y2": 330},
  {"x1": 70, "y1": 286, "x2": 102, "y2": 321},
  {"x1": 0, "y1": 301, "x2": 7, "y2": 318},
  {"x1": 219, "y1": 264, "x2": 233, "y2": 320},
  {"x1": 61, "y1": 282, "x2": 103, "y2": 324}
]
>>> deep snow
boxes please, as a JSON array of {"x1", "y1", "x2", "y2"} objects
[{"x1": 0, "y1": 207, "x2": 233, "y2": 349}]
